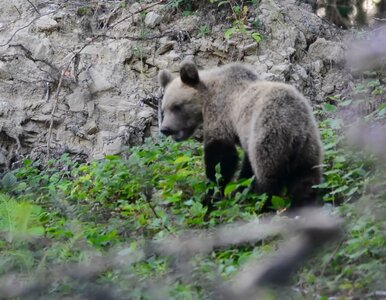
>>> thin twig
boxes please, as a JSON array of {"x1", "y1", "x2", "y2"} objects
[
  {"x1": 13, "y1": 5, "x2": 22, "y2": 17},
  {"x1": 371, "y1": 24, "x2": 386, "y2": 33},
  {"x1": 46, "y1": 69, "x2": 65, "y2": 159},
  {"x1": 320, "y1": 238, "x2": 345, "y2": 277},
  {"x1": 365, "y1": 291, "x2": 386, "y2": 298},
  {"x1": 26, "y1": 0, "x2": 40, "y2": 15},
  {"x1": 46, "y1": 37, "x2": 101, "y2": 158},
  {"x1": 9, "y1": 44, "x2": 59, "y2": 74},
  {"x1": 0, "y1": 12, "x2": 55, "y2": 47},
  {"x1": 142, "y1": 187, "x2": 172, "y2": 233},
  {"x1": 96, "y1": 31, "x2": 173, "y2": 41},
  {"x1": 373, "y1": 17, "x2": 386, "y2": 22}
]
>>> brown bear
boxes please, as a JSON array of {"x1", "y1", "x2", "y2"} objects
[{"x1": 158, "y1": 61, "x2": 323, "y2": 209}]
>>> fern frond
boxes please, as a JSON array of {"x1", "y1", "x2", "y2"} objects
[{"x1": 0, "y1": 193, "x2": 44, "y2": 244}]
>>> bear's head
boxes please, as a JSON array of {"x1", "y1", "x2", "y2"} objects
[{"x1": 158, "y1": 62, "x2": 206, "y2": 141}]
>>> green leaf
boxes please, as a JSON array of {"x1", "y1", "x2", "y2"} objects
[
  {"x1": 1, "y1": 172, "x2": 18, "y2": 190},
  {"x1": 217, "y1": 0, "x2": 229, "y2": 6},
  {"x1": 251, "y1": 32, "x2": 261, "y2": 43},
  {"x1": 331, "y1": 185, "x2": 349, "y2": 195},
  {"x1": 338, "y1": 99, "x2": 352, "y2": 107},
  {"x1": 0, "y1": 194, "x2": 44, "y2": 243},
  {"x1": 271, "y1": 195, "x2": 285, "y2": 210},
  {"x1": 313, "y1": 182, "x2": 330, "y2": 188},
  {"x1": 377, "y1": 107, "x2": 386, "y2": 117},
  {"x1": 22, "y1": 159, "x2": 33, "y2": 167},
  {"x1": 323, "y1": 103, "x2": 337, "y2": 113},
  {"x1": 327, "y1": 95, "x2": 340, "y2": 101},
  {"x1": 233, "y1": 5, "x2": 241, "y2": 14},
  {"x1": 329, "y1": 118, "x2": 343, "y2": 129},
  {"x1": 335, "y1": 155, "x2": 346, "y2": 163},
  {"x1": 105, "y1": 155, "x2": 120, "y2": 160},
  {"x1": 238, "y1": 177, "x2": 254, "y2": 187},
  {"x1": 215, "y1": 164, "x2": 222, "y2": 182},
  {"x1": 224, "y1": 182, "x2": 238, "y2": 197},
  {"x1": 367, "y1": 79, "x2": 380, "y2": 87},
  {"x1": 324, "y1": 142, "x2": 337, "y2": 150},
  {"x1": 224, "y1": 27, "x2": 237, "y2": 39},
  {"x1": 174, "y1": 156, "x2": 190, "y2": 164},
  {"x1": 190, "y1": 201, "x2": 205, "y2": 217},
  {"x1": 346, "y1": 186, "x2": 359, "y2": 196},
  {"x1": 184, "y1": 199, "x2": 194, "y2": 206}
]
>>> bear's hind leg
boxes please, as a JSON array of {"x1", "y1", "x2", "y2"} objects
[
  {"x1": 254, "y1": 176, "x2": 286, "y2": 212},
  {"x1": 249, "y1": 145, "x2": 287, "y2": 212},
  {"x1": 287, "y1": 167, "x2": 323, "y2": 209}
]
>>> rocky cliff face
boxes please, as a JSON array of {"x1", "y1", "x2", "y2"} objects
[{"x1": 0, "y1": 0, "x2": 349, "y2": 169}]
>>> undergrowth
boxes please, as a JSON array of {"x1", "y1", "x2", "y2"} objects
[{"x1": 0, "y1": 78, "x2": 385, "y2": 298}]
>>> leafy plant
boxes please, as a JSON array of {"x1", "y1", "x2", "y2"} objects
[
  {"x1": 76, "y1": 6, "x2": 93, "y2": 16},
  {"x1": 316, "y1": 114, "x2": 373, "y2": 204},
  {"x1": 0, "y1": 172, "x2": 18, "y2": 192},
  {"x1": 211, "y1": 0, "x2": 262, "y2": 44},
  {"x1": 167, "y1": 0, "x2": 194, "y2": 11},
  {"x1": 299, "y1": 193, "x2": 386, "y2": 298},
  {"x1": 198, "y1": 24, "x2": 211, "y2": 37},
  {"x1": 0, "y1": 193, "x2": 44, "y2": 244}
]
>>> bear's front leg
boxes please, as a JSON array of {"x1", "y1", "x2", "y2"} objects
[
  {"x1": 239, "y1": 153, "x2": 254, "y2": 180},
  {"x1": 202, "y1": 140, "x2": 238, "y2": 213},
  {"x1": 204, "y1": 140, "x2": 239, "y2": 190}
]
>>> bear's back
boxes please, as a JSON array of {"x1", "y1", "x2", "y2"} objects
[
  {"x1": 201, "y1": 63, "x2": 258, "y2": 87},
  {"x1": 230, "y1": 80, "x2": 318, "y2": 150},
  {"x1": 231, "y1": 80, "x2": 311, "y2": 121}
]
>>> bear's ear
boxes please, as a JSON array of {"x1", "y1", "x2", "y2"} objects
[
  {"x1": 158, "y1": 70, "x2": 174, "y2": 88},
  {"x1": 180, "y1": 61, "x2": 200, "y2": 87}
]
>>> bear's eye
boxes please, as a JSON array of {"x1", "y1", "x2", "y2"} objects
[{"x1": 171, "y1": 104, "x2": 182, "y2": 112}]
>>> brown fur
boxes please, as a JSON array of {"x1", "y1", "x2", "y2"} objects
[{"x1": 159, "y1": 62, "x2": 323, "y2": 209}]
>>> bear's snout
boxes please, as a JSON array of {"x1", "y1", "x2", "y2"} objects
[{"x1": 160, "y1": 126, "x2": 175, "y2": 136}]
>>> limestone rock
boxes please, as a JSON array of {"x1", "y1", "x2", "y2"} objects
[
  {"x1": 88, "y1": 67, "x2": 114, "y2": 93},
  {"x1": 293, "y1": 64, "x2": 308, "y2": 80},
  {"x1": 144, "y1": 12, "x2": 161, "y2": 29},
  {"x1": 35, "y1": 16, "x2": 59, "y2": 32},
  {"x1": 243, "y1": 42, "x2": 259, "y2": 55},
  {"x1": 0, "y1": 152, "x2": 6, "y2": 166},
  {"x1": 156, "y1": 41, "x2": 175, "y2": 55},
  {"x1": 67, "y1": 88, "x2": 91, "y2": 112},
  {"x1": 85, "y1": 121, "x2": 98, "y2": 135},
  {"x1": 0, "y1": 62, "x2": 10, "y2": 80},
  {"x1": 308, "y1": 38, "x2": 345, "y2": 66},
  {"x1": 271, "y1": 64, "x2": 290, "y2": 75},
  {"x1": 0, "y1": 101, "x2": 13, "y2": 116},
  {"x1": 310, "y1": 60, "x2": 324, "y2": 74}
]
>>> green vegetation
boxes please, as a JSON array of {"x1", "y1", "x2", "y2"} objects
[
  {"x1": 0, "y1": 78, "x2": 385, "y2": 298},
  {"x1": 198, "y1": 24, "x2": 212, "y2": 37},
  {"x1": 166, "y1": 0, "x2": 197, "y2": 12},
  {"x1": 167, "y1": 0, "x2": 262, "y2": 44},
  {"x1": 76, "y1": 6, "x2": 93, "y2": 17},
  {"x1": 210, "y1": 0, "x2": 262, "y2": 43}
]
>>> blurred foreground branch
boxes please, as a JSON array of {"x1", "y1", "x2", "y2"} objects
[{"x1": 0, "y1": 208, "x2": 341, "y2": 299}]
